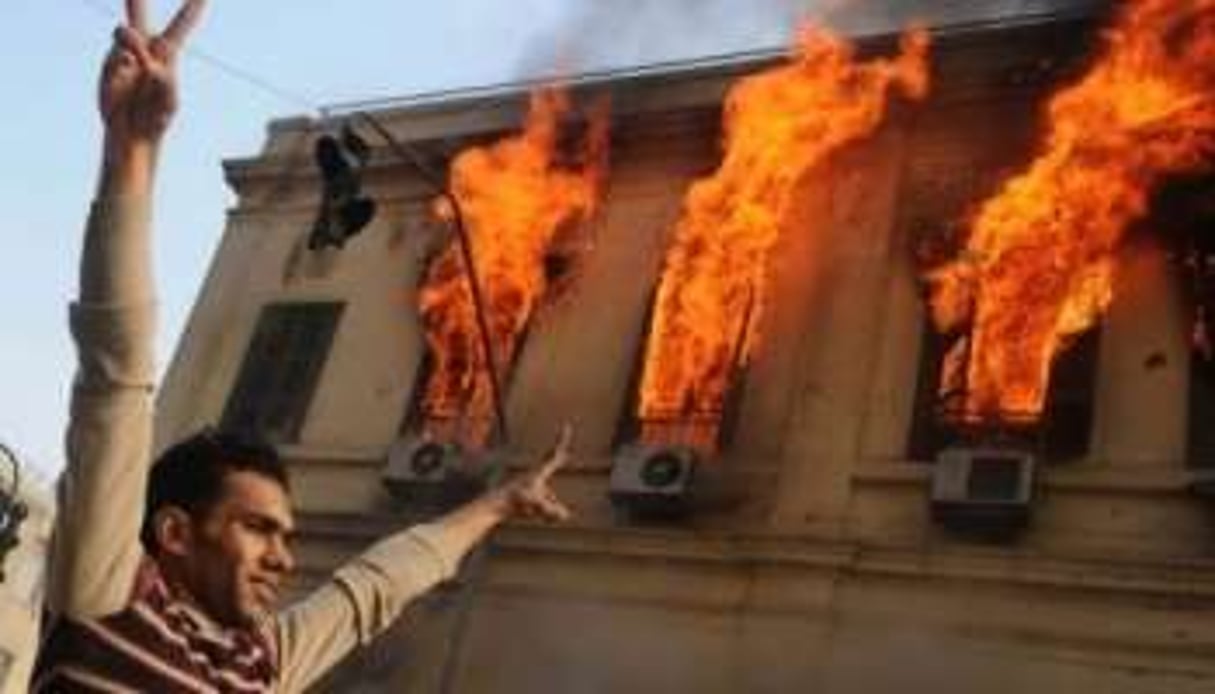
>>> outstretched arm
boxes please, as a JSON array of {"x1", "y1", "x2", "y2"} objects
[
  {"x1": 276, "y1": 426, "x2": 575, "y2": 692},
  {"x1": 48, "y1": 0, "x2": 205, "y2": 619},
  {"x1": 99, "y1": 0, "x2": 202, "y2": 196},
  {"x1": 420, "y1": 424, "x2": 574, "y2": 559}
]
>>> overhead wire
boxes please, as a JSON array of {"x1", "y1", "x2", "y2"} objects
[
  {"x1": 71, "y1": 0, "x2": 320, "y2": 113},
  {"x1": 68, "y1": 0, "x2": 504, "y2": 441}
]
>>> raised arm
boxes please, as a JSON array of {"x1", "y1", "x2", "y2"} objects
[
  {"x1": 47, "y1": 0, "x2": 206, "y2": 619},
  {"x1": 275, "y1": 426, "x2": 574, "y2": 692}
]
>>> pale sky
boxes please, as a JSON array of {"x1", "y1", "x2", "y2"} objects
[{"x1": 1, "y1": 0, "x2": 816, "y2": 480}]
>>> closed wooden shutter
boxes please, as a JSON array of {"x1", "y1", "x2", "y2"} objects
[{"x1": 221, "y1": 302, "x2": 345, "y2": 443}]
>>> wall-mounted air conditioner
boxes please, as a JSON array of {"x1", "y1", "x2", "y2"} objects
[
  {"x1": 382, "y1": 436, "x2": 484, "y2": 509},
  {"x1": 1188, "y1": 468, "x2": 1215, "y2": 498},
  {"x1": 609, "y1": 444, "x2": 699, "y2": 520},
  {"x1": 931, "y1": 446, "x2": 1035, "y2": 537}
]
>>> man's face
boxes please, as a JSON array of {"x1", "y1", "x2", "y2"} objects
[{"x1": 183, "y1": 470, "x2": 296, "y2": 627}]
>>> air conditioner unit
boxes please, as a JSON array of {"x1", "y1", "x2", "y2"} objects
[
  {"x1": 1188, "y1": 468, "x2": 1215, "y2": 497},
  {"x1": 931, "y1": 446, "x2": 1036, "y2": 537},
  {"x1": 382, "y1": 437, "x2": 483, "y2": 508},
  {"x1": 609, "y1": 444, "x2": 699, "y2": 520}
]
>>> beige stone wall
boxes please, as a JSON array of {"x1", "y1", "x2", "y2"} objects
[{"x1": 156, "y1": 9, "x2": 1215, "y2": 693}]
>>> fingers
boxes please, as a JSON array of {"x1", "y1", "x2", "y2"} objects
[
  {"x1": 114, "y1": 25, "x2": 154, "y2": 72},
  {"x1": 554, "y1": 421, "x2": 574, "y2": 454},
  {"x1": 517, "y1": 488, "x2": 572, "y2": 523},
  {"x1": 162, "y1": 0, "x2": 207, "y2": 49},
  {"x1": 537, "y1": 422, "x2": 574, "y2": 481},
  {"x1": 499, "y1": 423, "x2": 577, "y2": 524},
  {"x1": 125, "y1": 0, "x2": 148, "y2": 35},
  {"x1": 536, "y1": 496, "x2": 572, "y2": 522},
  {"x1": 104, "y1": 29, "x2": 132, "y2": 69}
]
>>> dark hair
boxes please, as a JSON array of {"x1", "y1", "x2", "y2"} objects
[{"x1": 140, "y1": 429, "x2": 290, "y2": 551}]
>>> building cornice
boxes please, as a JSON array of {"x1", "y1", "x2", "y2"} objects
[{"x1": 223, "y1": 6, "x2": 1108, "y2": 200}]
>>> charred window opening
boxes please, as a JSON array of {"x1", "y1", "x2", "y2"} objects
[
  {"x1": 1041, "y1": 329, "x2": 1101, "y2": 461},
  {"x1": 1157, "y1": 177, "x2": 1215, "y2": 468},
  {"x1": 613, "y1": 29, "x2": 935, "y2": 459},
  {"x1": 910, "y1": 3, "x2": 1215, "y2": 468},
  {"x1": 614, "y1": 287, "x2": 751, "y2": 455},
  {"x1": 900, "y1": 92, "x2": 1097, "y2": 462},
  {"x1": 1176, "y1": 183, "x2": 1215, "y2": 468},
  {"x1": 401, "y1": 91, "x2": 608, "y2": 451},
  {"x1": 613, "y1": 291, "x2": 657, "y2": 451},
  {"x1": 221, "y1": 302, "x2": 344, "y2": 443},
  {"x1": 400, "y1": 320, "x2": 535, "y2": 450},
  {"x1": 907, "y1": 320, "x2": 1100, "y2": 462},
  {"x1": 1189, "y1": 339, "x2": 1215, "y2": 468}
]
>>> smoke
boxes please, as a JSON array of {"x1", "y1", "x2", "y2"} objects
[
  {"x1": 515, "y1": 0, "x2": 1103, "y2": 81},
  {"x1": 517, "y1": 0, "x2": 818, "y2": 79}
]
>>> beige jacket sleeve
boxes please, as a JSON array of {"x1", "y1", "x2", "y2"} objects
[
  {"x1": 274, "y1": 523, "x2": 461, "y2": 693},
  {"x1": 46, "y1": 195, "x2": 157, "y2": 618}
]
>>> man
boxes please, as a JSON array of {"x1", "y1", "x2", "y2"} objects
[{"x1": 34, "y1": 1, "x2": 573, "y2": 691}]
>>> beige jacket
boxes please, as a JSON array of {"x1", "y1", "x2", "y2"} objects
[{"x1": 45, "y1": 195, "x2": 461, "y2": 692}]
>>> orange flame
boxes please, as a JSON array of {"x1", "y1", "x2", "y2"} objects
[
  {"x1": 637, "y1": 26, "x2": 930, "y2": 441},
  {"x1": 418, "y1": 89, "x2": 609, "y2": 445},
  {"x1": 927, "y1": 0, "x2": 1215, "y2": 421}
]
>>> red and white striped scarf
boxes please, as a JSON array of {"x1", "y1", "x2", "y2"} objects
[{"x1": 34, "y1": 558, "x2": 278, "y2": 693}]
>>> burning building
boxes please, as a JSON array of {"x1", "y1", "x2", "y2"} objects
[
  {"x1": 157, "y1": 1, "x2": 1215, "y2": 691},
  {"x1": 411, "y1": 88, "x2": 609, "y2": 450}
]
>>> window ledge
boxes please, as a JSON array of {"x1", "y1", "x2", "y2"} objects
[{"x1": 853, "y1": 460, "x2": 1195, "y2": 496}]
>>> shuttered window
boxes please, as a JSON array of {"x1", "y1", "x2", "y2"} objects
[{"x1": 221, "y1": 302, "x2": 344, "y2": 443}]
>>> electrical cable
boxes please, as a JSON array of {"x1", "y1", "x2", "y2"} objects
[
  {"x1": 343, "y1": 113, "x2": 512, "y2": 694},
  {"x1": 71, "y1": 0, "x2": 320, "y2": 112}
]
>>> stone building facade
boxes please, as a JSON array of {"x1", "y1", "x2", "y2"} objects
[{"x1": 156, "y1": 1, "x2": 1215, "y2": 691}]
